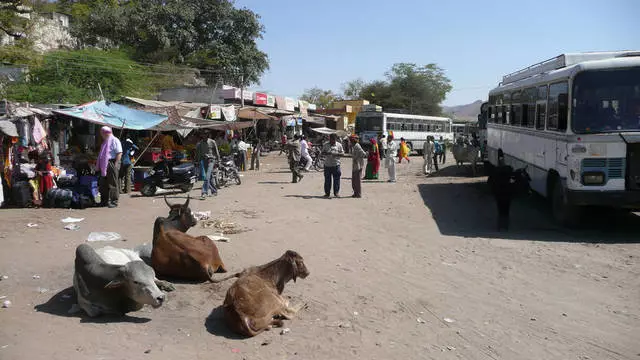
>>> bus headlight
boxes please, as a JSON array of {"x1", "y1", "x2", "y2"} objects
[{"x1": 582, "y1": 172, "x2": 605, "y2": 185}]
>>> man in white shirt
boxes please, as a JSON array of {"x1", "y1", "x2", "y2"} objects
[
  {"x1": 300, "y1": 135, "x2": 313, "y2": 171},
  {"x1": 237, "y1": 138, "x2": 248, "y2": 171},
  {"x1": 97, "y1": 126, "x2": 123, "y2": 208},
  {"x1": 321, "y1": 134, "x2": 344, "y2": 198},
  {"x1": 423, "y1": 136, "x2": 435, "y2": 175},
  {"x1": 386, "y1": 134, "x2": 397, "y2": 182}
]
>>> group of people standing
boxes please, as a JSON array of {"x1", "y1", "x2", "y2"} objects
[
  {"x1": 422, "y1": 136, "x2": 447, "y2": 175},
  {"x1": 349, "y1": 132, "x2": 401, "y2": 198}
]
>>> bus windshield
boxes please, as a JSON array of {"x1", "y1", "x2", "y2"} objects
[
  {"x1": 355, "y1": 114, "x2": 383, "y2": 132},
  {"x1": 572, "y1": 68, "x2": 640, "y2": 133}
]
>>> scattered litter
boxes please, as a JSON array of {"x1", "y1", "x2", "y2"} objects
[
  {"x1": 443, "y1": 318, "x2": 455, "y2": 323},
  {"x1": 353, "y1": 311, "x2": 359, "y2": 316},
  {"x1": 0, "y1": 296, "x2": 6, "y2": 300},
  {"x1": 87, "y1": 232, "x2": 122, "y2": 242},
  {"x1": 530, "y1": 317, "x2": 537, "y2": 321},
  {"x1": 261, "y1": 340, "x2": 271, "y2": 346},
  {"x1": 417, "y1": 317, "x2": 426, "y2": 324},
  {"x1": 27, "y1": 223, "x2": 38, "y2": 228},
  {"x1": 37, "y1": 287, "x2": 49, "y2": 294},
  {"x1": 562, "y1": 313, "x2": 567, "y2": 317},
  {"x1": 144, "y1": 349, "x2": 151, "y2": 354},
  {"x1": 447, "y1": 346, "x2": 456, "y2": 351},
  {"x1": 441, "y1": 262, "x2": 457, "y2": 266},
  {"x1": 1, "y1": 345, "x2": 8, "y2": 349},
  {"x1": 280, "y1": 328, "x2": 290, "y2": 335},
  {"x1": 193, "y1": 211, "x2": 211, "y2": 221},
  {"x1": 231, "y1": 348, "x2": 240, "y2": 353},
  {"x1": 2, "y1": 300, "x2": 11, "y2": 308},
  {"x1": 61, "y1": 217, "x2": 84, "y2": 223},
  {"x1": 64, "y1": 224, "x2": 80, "y2": 231},
  {"x1": 1, "y1": 275, "x2": 7, "y2": 280},
  {"x1": 32, "y1": 275, "x2": 40, "y2": 279},
  {"x1": 206, "y1": 234, "x2": 231, "y2": 242},
  {"x1": 201, "y1": 219, "x2": 250, "y2": 234}
]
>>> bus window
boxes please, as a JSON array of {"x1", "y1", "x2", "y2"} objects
[
  {"x1": 523, "y1": 87, "x2": 536, "y2": 128},
  {"x1": 548, "y1": 81, "x2": 569, "y2": 131},
  {"x1": 511, "y1": 91, "x2": 522, "y2": 126},
  {"x1": 536, "y1": 85, "x2": 548, "y2": 129}
]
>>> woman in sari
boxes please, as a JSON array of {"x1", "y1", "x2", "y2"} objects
[
  {"x1": 364, "y1": 138, "x2": 380, "y2": 179},
  {"x1": 398, "y1": 137, "x2": 410, "y2": 163}
]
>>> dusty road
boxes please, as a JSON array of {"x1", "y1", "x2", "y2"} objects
[{"x1": 0, "y1": 153, "x2": 639, "y2": 360}]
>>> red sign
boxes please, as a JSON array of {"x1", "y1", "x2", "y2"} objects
[{"x1": 253, "y1": 92, "x2": 268, "y2": 106}]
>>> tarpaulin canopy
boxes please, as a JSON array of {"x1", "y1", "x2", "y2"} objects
[
  {"x1": 311, "y1": 127, "x2": 348, "y2": 138},
  {"x1": 237, "y1": 106, "x2": 277, "y2": 121},
  {"x1": 53, "y1": 101, "x2": 168, "y2": 130},
  {"x1": 0, "y1": 120, "x2": 18, "y2": 137}
]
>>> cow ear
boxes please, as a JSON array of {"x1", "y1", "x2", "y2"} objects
[
  {"x1": 104, "y1": 279, "x2": 124, "y2": 289},
  {"x1": 290, "y1": 257, "x2": 298, "y2": 283}
]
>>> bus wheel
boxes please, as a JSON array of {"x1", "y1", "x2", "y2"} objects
[{"x1": 551, "y1": 180, "x2": 581, "y2": 227}]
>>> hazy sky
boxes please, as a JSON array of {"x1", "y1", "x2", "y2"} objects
[{"x1": 236, "y1": 0, "x2": 639, "y2": 106}]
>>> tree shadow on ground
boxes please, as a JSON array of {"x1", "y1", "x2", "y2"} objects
[
  {"x1": 204, "y1": 306, "x2": 246, "y2": 339},
  {"x1": 34, "y1": 287, "x2": 151, "y2": 323},
  {"x1": 417, "y1": 180, "x2": 640, "y2": 243}
]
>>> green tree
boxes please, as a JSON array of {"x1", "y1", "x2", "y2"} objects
[
  {"x1": 299, "y1": 87, "x2": 338, "y2": 109},
  {"x1": 0, "y1": 0, "x2": 32, "y2": 40},
  {"x1": 69, "y1": 0, "x2": 269, "y2": 87},
  {"x1": 347, "y1": 63, "x2": 452, "y2": 115},
  {"x1": 4, "y1": 49, "x2": 192, "y2": 103},
  {"x1": 342, "y1": 78, "x2": 365, "y2": 100}
]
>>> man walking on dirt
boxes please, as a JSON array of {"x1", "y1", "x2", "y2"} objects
[
  {"x1": 286, "y1": 134, "x2": 303, "y2": 183},
  {"x1": 195, "y1": 132, "x2": 220, "y2": 199},
  {"x1": 423, "y1": 136, "x2": 435, "y2": 175}
]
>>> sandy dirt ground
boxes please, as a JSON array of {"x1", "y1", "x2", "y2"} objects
[{"x1": 0, "y1": 153, "x2": 639, "y2": 360}]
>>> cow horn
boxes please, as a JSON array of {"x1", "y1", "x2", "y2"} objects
[
  {"x1": 184, "y1": 195, "x2": 190, "y2": 208},
  {"x1": 164, "y1": 195, "x2": 172, "y2": 208}
]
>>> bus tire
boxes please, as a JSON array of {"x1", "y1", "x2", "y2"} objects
[{"x1": 551, "y1": 179, "x2": 581, "y2": 227}]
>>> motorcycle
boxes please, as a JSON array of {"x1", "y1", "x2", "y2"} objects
[
  {"x1": 140, "y1": 157, "x2": 196, "y2": 196},
  {"x1": 216, "y1": 155, "x2": 242, "y2": 187}
]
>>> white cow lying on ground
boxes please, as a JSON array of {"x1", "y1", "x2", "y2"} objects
[{"x1": 72, "y1": 244, "x2": 168, "y2": 317}]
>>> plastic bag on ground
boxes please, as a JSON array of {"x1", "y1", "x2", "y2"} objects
[{"x1": 87, "y1": 232, "x2": 122, "y2": 242}]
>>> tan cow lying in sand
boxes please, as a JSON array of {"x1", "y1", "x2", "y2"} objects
[{"x1": 222, "y1": 250, "x2": 310, "y2": 337}]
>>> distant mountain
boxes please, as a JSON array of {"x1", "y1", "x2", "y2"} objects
[{"x1": 442, "y1": 100, "x2": 483, "y2": 122}]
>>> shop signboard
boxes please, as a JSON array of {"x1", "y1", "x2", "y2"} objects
[
  {"x1": 253, "y1": 92, "x2": 267, "y2": 105},
  {"x1": 284, "y1": 97, "x2": 296, "y2": 112},
  {"x1": 208, "y1": 105, "x2": 221, "y2": 119},
  {"x1": 266, "y1": 95, "x2": 276, "y2": 107}
]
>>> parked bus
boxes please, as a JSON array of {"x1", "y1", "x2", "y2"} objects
[
  {"x1": 355, "y1": 110, "x2": 453, "y2": 154},
  {"x1": 486, "y1": 51, "x2": 640, "y2": 225}
]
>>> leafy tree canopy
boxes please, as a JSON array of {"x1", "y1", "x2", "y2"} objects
[
  {"x1": 4, "y1": 49, "x2": 192, "y2": 103},
  {"x1": 299, "y1": 87, "x2": 339, "y2": 110},
  {"x1": 65, "y1": 0, "x2": 269, "y2": 87},
  {"x1": 346, "y1": 63, "x2": 452, "y2": 115}
]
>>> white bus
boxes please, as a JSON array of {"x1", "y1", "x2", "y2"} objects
[
  {"x1": 355, "y1": 110, "x2": 453, "y2": 154},
  {"x1": 486, "y1": 51, "x2": 640, "y2": 225}
]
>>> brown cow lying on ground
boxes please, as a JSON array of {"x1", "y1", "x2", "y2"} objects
[
  {"x1": 150, "y1": 196, "x2": 228, "y2": 282},
  {"x1": 222, "y1": 250, "x2": 310, "y2": 337}
]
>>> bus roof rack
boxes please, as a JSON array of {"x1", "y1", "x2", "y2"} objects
[{"x1": 501, "y1": 51, "x2": 638, "y2": 85}]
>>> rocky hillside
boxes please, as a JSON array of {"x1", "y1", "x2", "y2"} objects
[{"x1": 442, "y1": 100, "x2": 483, "y2": 121}]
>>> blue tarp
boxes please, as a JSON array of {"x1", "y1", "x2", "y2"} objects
[{"x1": 52, "y1": 101, "x2": 168, "y2": 130}]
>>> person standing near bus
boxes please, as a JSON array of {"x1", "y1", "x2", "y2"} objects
[
  {"x1": 386, "y1": 133, "x2": 398, "y2": 182},
  {"x1": 423, "y1": 136, "x2": 435, "y2": 175},
  {"x1": 439, "y1": 136, "x2": 447, "y2": 164},
  {"x1": 378, "y1": 133, "x2": 387, "y2": 159},
  {"x1": 398, "y1": 137, "x2": 410, "y2": 163},
  {"x1": 433, "y1": 137, "x2": 441, "y2": 172}
]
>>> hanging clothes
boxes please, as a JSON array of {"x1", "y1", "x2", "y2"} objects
[{"x1": 33, "y1": 117, "x2": 47, "y2": 145}]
